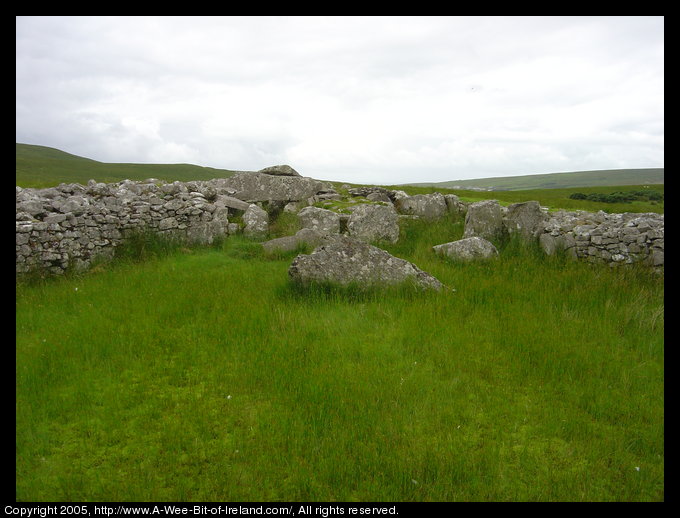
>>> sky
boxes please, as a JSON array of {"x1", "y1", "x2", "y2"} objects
[{"x1": 16, "y1": 16, "x2": 664, "y2": 185}]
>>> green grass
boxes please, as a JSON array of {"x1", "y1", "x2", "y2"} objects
[
  {"x1": 389, "y1": 184, "x2": 664, "y2": 214},
  {"x1": 16, "y1": 215, "x2": 664, "y2": 501},
  {"x1": 407, "y1": 168, "x2": 664, "y2": 191}
]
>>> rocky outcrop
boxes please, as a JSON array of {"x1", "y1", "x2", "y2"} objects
[
  {"x1": 433, "y1": 237, "x2": 499, "y2": 261},
  {"x1": 288, "y1": 236, "x2": 446, "y2": 291}
]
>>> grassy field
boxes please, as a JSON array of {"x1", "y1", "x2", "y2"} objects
[
  {"x1": 16, "y1": 213, "x2": 664, "y2": 501},
  {"x1": 383, "y1": 183, "x2": 664, "y2": 214},
  {"x1": 406, "y1": 168, "x2": 664, "y2": 191}
]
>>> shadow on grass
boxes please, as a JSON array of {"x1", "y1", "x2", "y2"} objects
[{"x1": 276, "y1": 278, "x2": 445, "y2": 305}]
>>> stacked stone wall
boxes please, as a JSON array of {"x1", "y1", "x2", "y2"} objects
[
  {"x1": 539, "y1": 209, "x2": 664, "y2": 268},
  {"x1": 16, "y1": 179, "x2": 237, "y2": 275},
  {"x1": 16, "y1": 177, "x2": 665, "y2": 276}
]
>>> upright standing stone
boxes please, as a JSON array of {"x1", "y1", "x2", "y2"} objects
[
  {"x1": 504, "y1": 201, "x2": 547, "y2": 240},
  {"x1": 243, "y1": 204, "x2": 269, "y2": 239},
  {"x1": 463, "y1": 200, "x2": 505, "y2": 241}
]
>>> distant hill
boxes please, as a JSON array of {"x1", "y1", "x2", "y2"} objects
[
  {"x1": 16, "y1": 143, "x2": 242, "y2": 188},
  {"x1": 17, "y1": 143, "x2": 664, "y2": 192},
  {"x1": 406, "y1": 168, "x2": 664, "y2": 191}
]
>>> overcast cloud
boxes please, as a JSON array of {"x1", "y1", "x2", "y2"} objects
[{"x1": 16, "y1": 16, "x2": 664, "y2": 184}]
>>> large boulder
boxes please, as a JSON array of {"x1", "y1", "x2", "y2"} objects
[
  {"x1": 346, "y1": 203, "x2": 400, "y2": 243},
  {"x1": 257, "y1": 164, "x2": 301, "y2": 177},
  {"x1": 463, "y1": 200, "x2": 505, "y2": 241},
  {"x1": 394, "y1": 193, "x2": 448, "y2": 220},
  {"x1": 222, "y1": 172, "x2": 331, "y2": 203},
  {"x1": 504, "y1": 201, "x2": 547, "y2": 240},
  {"x1": 433, "y1": 237, "x2": 499, "y2": 261},
  {"x1": 298, "y1": 206, "x2": 341, "y2": 234},
  {"x1": 288, "y1": 237, "x2": 446, "y2": 291}
]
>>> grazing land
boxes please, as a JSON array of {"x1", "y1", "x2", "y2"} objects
[
  {"x1": 16, "y1": 143, "x2": 240, "y2": 188},
  {"x1": 406, "y1": 168, "x2": 664, "y2": 191},
  {"x1": 16, "y1": 218, "x2": 664, "y2": 501}
]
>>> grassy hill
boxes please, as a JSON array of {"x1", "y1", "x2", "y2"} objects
[
  {"x1": 16, "y1": 143, "x2": 241, "y2": 188},
  {"x1": 407, "y1": 168, "x2": 664, "y2": 191}
]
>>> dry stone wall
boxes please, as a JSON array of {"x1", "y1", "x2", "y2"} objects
[
  {"x1": 16, "y1": 171, "x2": 333, "y2": 275},
  {"x1": 461, "y1": 199, "x2": 664, "y2": 268},
  {"x1": 539, "y1": 209, "x2": 664, "y2": 268},
  {"x1": 16, "y1": 172, "x2": 664, "y2": 276}
]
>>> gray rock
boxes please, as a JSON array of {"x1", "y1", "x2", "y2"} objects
[
  {"x1": 433, "y1": 237, "x2": 499, "y2": 261},
  {"x1": 223, "y1": 172, "x2": 331, "y2": 203},
  {"x1": 298, "y1": 206, "x2": 341, "y2": 234},
  {"x1": 243, "y1": 204, "x2": 269, "y2": 238},
  {"x1": 463, "y1": 200, "x2": 505, "y2": 241},
  {"x1": 261, "y1": 228, "x2": 329, "y2": 254},
  {"x1": 52, "y1": 196, "x2": 90, "y2": 215},
  {"x1": 16, "y1": 199, "x2": 46, "y2": 217},
  {"x1": 504, "y1": 201, "x2": 547, "y2": 240},
  {"x1": 348, "y1": 186, "x2": 393, "y2": 199},
  {"x1": 444, "y1": 194, "x2": 468, "y2": 216},
  {"x1": 309, "y1": 190, "x2": 343, "y2": 204},
  {"x1": 366, "y1": 192, "x2": 392, "y2": 203},
  {"x1": 214, "y1": 194, "x2": 251, "y2": 212},
  {"x1": 257, "y1": 164, "x2": 301, "y2": 177},
  {"x1": 394, "y1": 193, "x2": 448, "y2": 220},
  {"x1": 288, "y1": 236, "x2": 446, "y2": 291},
  {"x1": 347, "y1": 203, "x2": 400, "y2": 244}
]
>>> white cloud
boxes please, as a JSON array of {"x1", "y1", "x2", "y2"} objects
[{"x1": 16, "y1": 16, "x2": 664, "y2": 184}]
